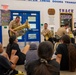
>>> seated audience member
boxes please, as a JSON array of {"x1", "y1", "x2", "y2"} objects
[
  {"x1": 67, "y1": 43, "x2": 76, "y2": 72},
  {"x1": 55, "y1": 35, "x2": 70, "y2": 71},
  {"x1": 25, "y1": 43, "x2": 39, "y2": 66},
  {"x1": 0, "y1": 43, "x2": 24, "y2": 75},
  {"x1": 6, "y1": 35, "x2": 30, "y2": 65},
  {"x1": 26, "y1": 41, "x2": 60, "y2": 75},
  {"x1": 0, "y1": 43, "x2": 19, "y2": 66}
]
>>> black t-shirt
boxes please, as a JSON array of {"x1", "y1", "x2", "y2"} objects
[
  {"x1": 11, "y1": 43, "x2": 26, "y2": 65},
  {"x1": 55, "y1": 44, "x2": 69, "y2": 70},
  {"x1": 26, "y1": 59, "x2": 60, "y2": 75},
  {"x1": 0, "y1": 55, "x2": 11, "y2": 75},
  {"x1": 11, "y1": 43, "x2": 21, "y2": 55}
]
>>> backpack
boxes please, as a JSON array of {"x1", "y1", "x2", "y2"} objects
[{"x1": 67, "y1": 43, "x2": 76, "y2": 72}]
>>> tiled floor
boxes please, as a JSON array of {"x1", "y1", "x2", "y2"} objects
[
  {"x1": 16, "y1": 65, "x2": 76, "y2": 75},
  {"x1": 16, "y1": 65, "x2": 27, "y2": 75},
  {"x1": 3, "y1": 48, "x2": 76, "y2": 75},
  {"x1": 60, "y1": 71, "x2": 76, "y2": 75}
]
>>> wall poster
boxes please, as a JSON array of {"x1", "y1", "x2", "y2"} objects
[
  {"x1": 1, "y1": 10, "x2": 10, "y2": 26},
  {"x1": 0, "y1": 10, "x2": 1, "y2": 26}
]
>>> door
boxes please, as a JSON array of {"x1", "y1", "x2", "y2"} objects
[{"x1": 10, "y1": 10, "x2": 40, "y2": 43}]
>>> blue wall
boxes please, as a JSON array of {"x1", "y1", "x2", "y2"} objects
[{"x1": 0, "y1": 26, "x2": 2, "y2": 43}]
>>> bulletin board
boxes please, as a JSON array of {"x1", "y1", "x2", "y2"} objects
[
  {"x1": 0, "y1": 10, "x2": 10, "y2": 43},
  {"x1": 1, "y1": 10, "x2": 10, "y2": 26},
  {"x1": 0, "y1": 10, "x2": 1, "y2": 26}
]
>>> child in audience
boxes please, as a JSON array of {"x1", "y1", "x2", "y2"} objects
[
  {"x1": 55, "y1": 35, "x2": 70, "y2": 71},
  {"x1": 26, "y1": 41, "x2": 60, "y2": 75},
  {"x1": 6, "y1": 35, "x2": 30, "y2": 65},
  {"x1": 25, "y1": 43, "x2": 39, "y2": 68},
  {"x1": 0, "y1": 43, "x2": 24, "y2": 75}
]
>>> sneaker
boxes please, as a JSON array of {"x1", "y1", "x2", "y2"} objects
[{"x1": 15, "y1": 71, "x2": 24, "y2": 75}]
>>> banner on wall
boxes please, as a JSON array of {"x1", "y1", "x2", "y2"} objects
[
  {"x1": 1, "y1": 10, "x2": 10, "y2": 26},
  {"x1": 15, "y1": 0, "x2": 50, "y2": 1},
  {"x1": 65, "y1": 1, "x2": 76, "y2": 4},
  {"x1": 14, "y1": 0, "x2": 76, "y2": 4},
  {"x1": 52, "y1": 0, "x2": 76, "y2": 4}
]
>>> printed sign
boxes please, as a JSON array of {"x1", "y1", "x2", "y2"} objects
[
  {"x1": 28, "y1": 34, "x2": 36, "y2": 39},
  {"x1": 59, "y1": 9, "x2": 74, "y2": 13}
]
